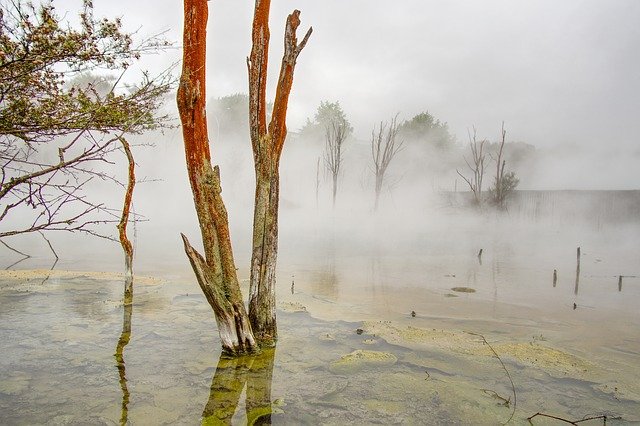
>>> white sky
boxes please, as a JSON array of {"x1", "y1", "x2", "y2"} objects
[{"x1": 52, "y1": 0, "x2": 640, "y2": 188}]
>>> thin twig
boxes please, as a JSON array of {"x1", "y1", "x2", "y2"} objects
[
  {"x1": 34, "y1": 231, "x2": 59, "y2": 283},
  {"x1": 38, "y1": 231, "x2": 59, "y2": 260},
  {"x1": 0, "y1": 239, "x2": 31, "y2": 258},
  {"x1": 481, "y1": 388, "x2": 510, "y2": 406},
  {"x1": 527, "y1": 412, "x2": 617, "y2": 425},
  {"x1": 466, "y1": 331, "x2": 516, "y2": 423},
  {"x1": 5, "y1": 256, "x2": 29, "y2": 270}
]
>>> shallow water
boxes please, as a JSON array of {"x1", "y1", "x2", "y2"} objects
[{"x1": 1, "y1": 216, "x2": 639, "y2": 424}]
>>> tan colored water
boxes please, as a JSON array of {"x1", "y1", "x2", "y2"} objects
[{"x1": 1, "y1": 218, "x2": 638, "y2": 424}]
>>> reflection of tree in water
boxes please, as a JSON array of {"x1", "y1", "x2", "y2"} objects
[
  {"x1": 202, "y1": 348, "x2": 276, "y2": 425},
  {"x1": 574, "y1": 247, "x2": 581, "y2": 296},
  {"x1": 310, "y1": 267, "x2": 339, "y2": 302},
  {"x1": 114, "y1": 277, "x2": 133, "y2": 425},
  {"x1": 65, "y1": 280, "x2": 112, "y2": 321},
  {"x1": 368, "y1": 250, "x2": 392, "y2": 313}
]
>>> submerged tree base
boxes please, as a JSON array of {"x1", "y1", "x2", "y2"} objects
[{"x1": 181, "y1": 234, "x2": 258, "y2": 356}]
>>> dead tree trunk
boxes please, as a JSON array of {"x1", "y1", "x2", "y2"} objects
[
  {"x1": 492, "y1": 122, "x2": 507, "y2": 208},
  {"x1": 315, "y1": 156, "x2": 320, "y2": 209},
  {"x1": 115, "y1": 140, "x2": 135, "y2": 423},
  {"x1": 247, "y1": 2, "x2": 312, "y2": 345},
  {"x1": 371, "y1": 115, "x2": 403, "y2": 211},
  {"x1": 177, "y1": 0, "x2": 257, "y2": 355},
  {"x1": 456, "y1": 126, "x2": 486, "y2": 206},
  {"x1": 117, "y1": 136, "x2": 135, "y2": 301},
  {"x1": 324, "y1": 119, "x2": 347, "y2": 208}
]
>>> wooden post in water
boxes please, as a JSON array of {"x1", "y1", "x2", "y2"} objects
[
  {"x1": 574, "y1": 247, "x2": 581, "y2": 295},
  {"x1": 553, "y1": 269, "x2": 557, "y2": 287},
  {"x1": 618, "y1": 275, "x2": 623, "y2": 292},
  {"x1": 478, "y1": 248, "x2": 483, "y2": 265}
]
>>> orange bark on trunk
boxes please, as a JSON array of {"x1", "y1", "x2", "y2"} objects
[
  {"x1": 177, "y1": 0, "x2": 257, "y2": 355},
  {"x1": 116, "y1": 136, "x2": 135, "y2": 300}
]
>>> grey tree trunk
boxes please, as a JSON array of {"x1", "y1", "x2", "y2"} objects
[
  {"x1": 249, "y1": 172, "x2": 280, "y2": 344},
  {"x1": 247, "y1": 3, "x2": 311, "y2": 345},
  {"x1": 374, "y1": 176, "x2": 383, "y2": 211}
]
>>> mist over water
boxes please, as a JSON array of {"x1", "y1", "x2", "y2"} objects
[{"x1": 2, "y1": 1, "x2": 640, "y2": 422}]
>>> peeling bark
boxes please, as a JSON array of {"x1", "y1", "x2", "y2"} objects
[
  {"x1": 247, "y1": 3, "x2": 312, "y2": 345},
  {"x1": 178, "y1": 0, "x2": 257, "y2": 355}
]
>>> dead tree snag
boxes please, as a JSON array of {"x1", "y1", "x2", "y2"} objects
[
  {"x1": 247, "y1": 2, "x2": 312, "y2": 345},
  {"x1": 324, "y1": 119, "x2": 348, "y2": 207},
  {"x1": 371, "y1": 115, "x2": 403, "y2": 211},
  {"x1": 117, "y1": 137, "x2": 135, "y2": 300},
  {"x1": 177, "y1": 0, "x2": 257, "y2": 355},
  {"x1": 457, "y1": 127, "x2": 486, "y2": 206}
]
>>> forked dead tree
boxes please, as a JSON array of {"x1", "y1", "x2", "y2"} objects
[
  {"x1": 177, "y1": 0, "x2": 257, "y2": 355},
  {"x1": 371, "y1": 115, "x2": 404, "y2": 211},
  {"x1": 247, "y1": 2, "x2": 312, "y2": 345},
  {"x1": 456, "y1": 127, "x2": 486, "y2": 205},
  {"x1": 489, "y1": 122, "x2": 519, "y2": 209},
  {"x1": 493, "y1": 123, "x2": 507, "y2": 206},
  {"x1": 324, "y1": 119, "x2": 348, "y2": 207}
]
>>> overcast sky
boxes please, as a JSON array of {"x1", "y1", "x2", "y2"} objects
[{"x1": 55, "y1": 0, "x2": 640, "y2": 188}]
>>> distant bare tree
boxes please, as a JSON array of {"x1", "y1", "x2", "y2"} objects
[
  {"x1": 489, "y1": 122, "x2": 519, "y2": 209},
  {"x1": 324, "y1": 119, "x2": 348, "y2": 207},
  {"x1": 371, "y1": 115, "x2": 404, "y2": 211},
  {"x1": 456, "y1": 127, "x2": 486, "y2": 205},
  {"x1": 315, "y1": 156, "x2": 320, "y2": 208}
]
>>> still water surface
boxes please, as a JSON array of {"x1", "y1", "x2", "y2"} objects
[{"x1": 0, "y1": 218, "x2": 638, "y2": 424}]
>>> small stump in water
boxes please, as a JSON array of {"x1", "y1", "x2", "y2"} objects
[{"x1": 451, "y1": 287, "x2": 476, "y2": 293}]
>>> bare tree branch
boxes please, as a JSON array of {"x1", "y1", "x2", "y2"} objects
[
  {"x1": 0, "y1": 1, "x2": 173, "y2": 251},
  {"x1": 456, "y1": 126, "x2": 486, "y2": 205}
]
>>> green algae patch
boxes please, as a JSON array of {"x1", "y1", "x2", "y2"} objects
[
  {"x1": 0, "y1": 373, "x2": 30, "y2": 396},
  {"x1": 362, "y1": 321, "x2": 484, "y2": 355},
  {"x1": 490, "y1": 342, "x2": 593, "y2": 378},
  {"x1": 363, "y1": 399, "x2": 404, "y2": 415},
  {"x1": 0, "y1": 269, "x2": 162, "y2": 285},
  {"x1": 329, "y1": 350, "x2": 397, "y2": 374},
  {"x1": 278, "y1": 301, "x2": 307, "y2": 313},
  {"x1": 362, "y1": 321, "x2": 595, "y2": 378}
]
